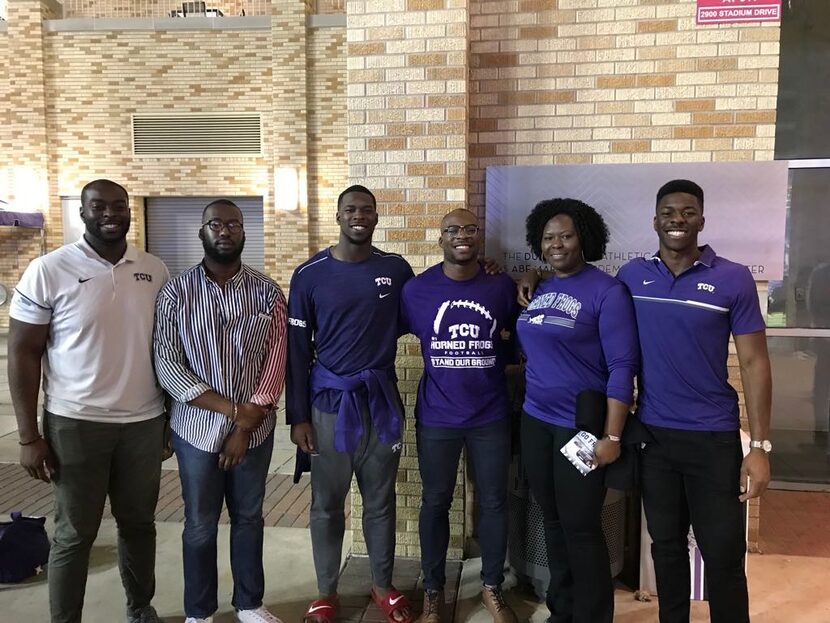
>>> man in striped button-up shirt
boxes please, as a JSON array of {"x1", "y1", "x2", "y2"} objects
[{"x1": 154, "y1": 199, "x2": 287, "y2": 623}]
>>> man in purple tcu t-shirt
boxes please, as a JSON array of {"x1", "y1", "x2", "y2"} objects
[
  {"x1": 400, "y1": 209, "x2": 520, "y2": 623},
  {"x1": 616, "y1": 179, "x2": 772, "y2": 623}
]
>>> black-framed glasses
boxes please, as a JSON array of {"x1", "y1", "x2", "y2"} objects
[
  {"x1": 202, "y1": 218, "x2": 243, "y2": 233},
  {"x1": 442, "y1": 224, "x2": 480, "y2": 237}
]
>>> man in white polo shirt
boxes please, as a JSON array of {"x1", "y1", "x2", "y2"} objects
[{"x1": 7, "y1": 179, "x2": 169, "y2": 623}]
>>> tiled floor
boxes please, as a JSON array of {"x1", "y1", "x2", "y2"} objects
[
  {"x1": 758, "y1": 489, "x2": 830, "y2": 557},
  {"x1": 0, "y1": 462, "x2": 333, "y2": 529}
]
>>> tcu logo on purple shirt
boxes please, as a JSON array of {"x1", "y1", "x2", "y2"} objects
[
  {"x1": 375, "y1": 277, "x2": 392, "y2": 287},
  {"x1": 697, "y1": 282, "x2": 715, "y2": 293},
  {"x1": 134, "y1": 273, "x2": 153, "y2": 282},
  {"x1": 448, "y1": 323, "x2": 480, "y2": 339}
]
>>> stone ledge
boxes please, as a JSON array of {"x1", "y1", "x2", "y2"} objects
[{"x1": 43, "y1": 15, "x2": 271, "y2": 32}]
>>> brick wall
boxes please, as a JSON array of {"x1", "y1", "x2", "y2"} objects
[
  {"x1": 3, "y1": 6, "x2": 349, "y2": 324},
  {"x1": 465, "y1": 0, "x2": 778, "y2": 549},
  {"x1": 346, "y1": 0, "x2": 471, "y2": 559},
  {"x1": 269, "y1": 0, "x2": 313, "y2": 288},
  {"x1": 345, "y1": 0, "x2": 778, "y2": 554},
  {"x1": 307, "y1": 26, "x2": 348, "y2": 251},
  {"x1": 0, "y1": 1, "x2": 51, "y2": 331}
]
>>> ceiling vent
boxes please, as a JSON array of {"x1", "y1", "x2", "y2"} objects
[{"x1": 132, "y1": 113, "x2": 262, "y2": 156}]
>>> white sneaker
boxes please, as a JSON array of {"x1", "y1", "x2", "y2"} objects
[
  {"x1": 235, "y1": 606, "x2": 283, "y2": 623},
  {"x1": 184, "y1": 618, "x2": 213, "y2": 623}
]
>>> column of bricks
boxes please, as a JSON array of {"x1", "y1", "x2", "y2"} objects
[
  {"x1": 270, "y1": 0, "x2": 311, "y2": 286},
  {"x1": 346, "y1": 0, "x2": 470, "y2": 559},
  {"x1": 307, "y1": 24, "x2": 348, "y2": 252}
]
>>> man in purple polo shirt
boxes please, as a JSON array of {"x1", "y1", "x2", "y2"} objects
[
  {"x1": 400, "y1": 209, "x2": 520, "y2": 623},
  {"x1": 616, "y1": 179, "x2": 772, "y2": 623}
]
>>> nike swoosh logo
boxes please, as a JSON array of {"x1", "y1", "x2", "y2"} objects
[
  {"x1": 388, "y1": 594, "x2": 405, "y2": 606},
  {"x1": 307, "y1": 605, "x2": 334, "y2": 613},
  {"x1": 78, "y1": 277, "x2": 93, "y2": 283},
  {"x1": 642, "y1": 280, "x2": 655, "y2": 285},
  {"x1": 379, "y1": 293, "x2": 391, "y2": 299}
]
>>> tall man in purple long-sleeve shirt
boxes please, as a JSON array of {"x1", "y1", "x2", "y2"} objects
[{"x1": 285, "y1": 185, "x2": 416, "y2": 623}]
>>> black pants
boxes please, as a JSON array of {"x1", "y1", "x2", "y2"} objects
[
  {"x1": 521, "y1": 413, "x2": 613, "y2": 623},
  {"x1": 641, "y1": 424, "x2": 748, "y2": 623}
]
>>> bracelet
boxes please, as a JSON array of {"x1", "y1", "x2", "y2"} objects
[
  {"x1": 19, "y1": 435, "x2": 42, "y2": 446},
  {"x1": 231, "y1": 403, "x2": 238, "y2": 423},
  {"x1": 604, "y1": 434, "x2": 621, "y2": 442}
]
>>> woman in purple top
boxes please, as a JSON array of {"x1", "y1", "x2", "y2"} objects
[{"x1": 516, "y1": 198, "x2": 639, "y2": 623}]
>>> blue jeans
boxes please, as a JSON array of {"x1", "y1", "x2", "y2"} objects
[
  {"x1": 417, "y1": 418, "x2": 510, "y2": 591},
  {"x1": 173, "y1": 431, "x2": 274, "y2": 618}
]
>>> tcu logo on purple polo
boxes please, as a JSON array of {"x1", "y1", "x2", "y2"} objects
[
  {"x1": 697, "y1": 282, "x2": 715, "y2": 293},
  {"x1": 375, "y1": 277, "x2": 392, "y2": 287},
  {"x1": 134, "y1": 273, "x2": 153, "y2": 282}
]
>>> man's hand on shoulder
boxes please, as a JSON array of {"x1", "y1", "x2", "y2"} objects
[
  {"x1": 518, "y1": 269, "x2": 543, "y2": 307},
  {"x1": 291, "y1": 422, "x2": 316, "y2": 455},
  {"x1": 479, "y1": 256, "x2": 504, "y2": 275},
  {"x1": 20, "y1": 438, "x2": 56, "y2": 483}
]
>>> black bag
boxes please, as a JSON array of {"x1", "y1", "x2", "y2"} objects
[
  {"x1": 575, "y1": 389, "x2": 652, "y2": 491},
  {"x1": 0, "y1": 512, "x2": 50, "y2": 583}
]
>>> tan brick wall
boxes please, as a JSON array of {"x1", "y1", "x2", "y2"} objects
[
  {"x1": 4, "y1": 8, "x2": 348, "y2": 323},
  {"x1": 1, "y1": 1, "x2": 52, "y2": 331},
  {"x1": 41, "y1": 28, "x2": 273, "y2": 249},
  {"x1": 307, "y1": 27, "x2": 348, "y2": 251},
  {"x1": 38, "y1": 23, "x2": 314, "y2": 288},
  {"x1": 465, "y1": 0, "x2": 778, "y2": 550},
  {"x1": 342, "y1": 0, "x2": 778, "y2": 555},
  {"x1": 270, "y1": 0, "x2": 313, "y2": 287},
  {"x1": 347, "y1": 0, "x2": 470, "y2": 560}
]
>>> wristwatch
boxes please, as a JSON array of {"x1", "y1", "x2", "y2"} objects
[{"x1": 750, "y1": 439, "x2": 772, "y2": 453}]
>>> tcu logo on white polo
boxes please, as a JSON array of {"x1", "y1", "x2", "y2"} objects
[
  {"x1": 134, "y1": 273, "x2": 153, "y2": 282},
  {"x1": 697, "y1": 282, "x2": 715, "y2": 293},
  {"x1": 375, "y1": 277, "x2": 392, "y2": 287},
  {"x1": 448, "y1": 323, "x2": 480, "y2": 339}
]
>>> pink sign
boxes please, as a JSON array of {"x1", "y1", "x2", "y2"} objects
[{"x1": 696, "y1": 0, "x2": 782, "y2": 24}]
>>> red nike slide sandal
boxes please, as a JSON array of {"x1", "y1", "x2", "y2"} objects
[
  {"x1": 303, "y1": 597, "x2": 338, "y2": 623},
  {"x1": 371, "y1": 587, "x2": 415, "y2": 623}
]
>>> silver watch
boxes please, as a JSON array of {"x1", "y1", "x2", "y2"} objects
[{"x1": 750, "y1": 439, "x2": 772, "y2": 453}]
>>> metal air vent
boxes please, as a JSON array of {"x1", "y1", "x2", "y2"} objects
[{"x1": 132, "y1": 113, "x2": 262, "y2": 156}]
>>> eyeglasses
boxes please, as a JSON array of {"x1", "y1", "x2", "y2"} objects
[
  {"x1": 202, "y1": 219, "x2": 243, "y2": 233},
  {"x1": 442, "y1": 224, "x2": 480, "y2": 237}
]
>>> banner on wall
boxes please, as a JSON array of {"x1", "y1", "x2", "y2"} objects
[
  {"x1": 696, "y1": 0, "x2": 782, "y2": 25},
  {"x1": 484, "y1": 161, "x2": 788, "y2": 281}
]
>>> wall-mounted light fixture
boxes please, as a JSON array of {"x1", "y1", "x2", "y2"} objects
[{"x1": 274, "y1": 166, "x2": 300, "y2": 211}]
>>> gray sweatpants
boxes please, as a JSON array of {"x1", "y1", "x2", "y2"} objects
[{"x1": 309, "y1": 404, "x2": 402, "y2": 595}]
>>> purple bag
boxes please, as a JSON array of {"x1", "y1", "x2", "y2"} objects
[{"x1": 0, "y1": 512, "x2": 50, "y2": 583}]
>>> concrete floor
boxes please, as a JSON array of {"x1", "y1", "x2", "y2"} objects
[{"x1": 3, "y1": 338, "x2": 830, "y2": 621}]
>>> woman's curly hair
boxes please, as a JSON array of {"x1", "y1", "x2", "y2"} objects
[{"x1": 525, "y1": 198, "x2": 609, "y2": 263}]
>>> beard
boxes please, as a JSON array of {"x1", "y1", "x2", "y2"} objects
[{"x1": 203, "y1": 235, "x2": 245, "y2": 265}]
